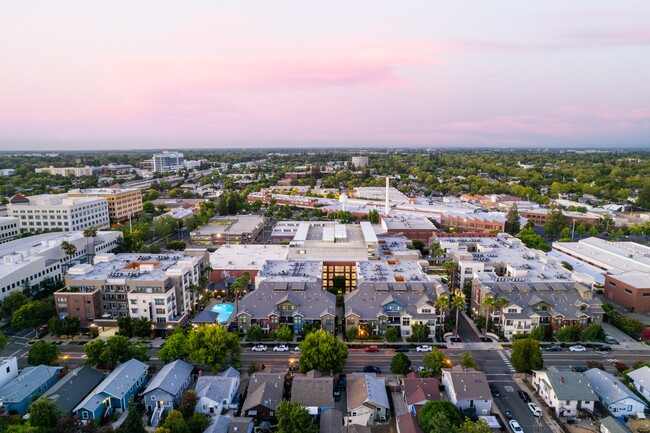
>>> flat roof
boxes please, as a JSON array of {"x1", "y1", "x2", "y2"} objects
[
  {"x1": 258, "y1": 260, "x2": 322, "y2": 282},
  {"x1": 192, "y1": 215, "x2": 265, "y2": 235},
  {"x1": 552, "y1": 237, "x2": 650, "y2": 273},
  {"x1": 608, "y1": 270, "x2": 650, "y2": 288},
  {"x1": 382, "y1": 217, "x2": 435, "y2": 231},
  {"x1": 210, "y1": 245, "x2": 288, "y2": 270}
]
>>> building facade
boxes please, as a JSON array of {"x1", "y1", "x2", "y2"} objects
[
  {"x1": 0, "y1": 217, "x2": 19, "y2": 244},
  {"x1": 153, "y1": 151, "x2": 185, "y2": 173},
  {"x1": 68, "y1": 188, "x2": 143, "y2": 222},
  {"x1": 604, "y1": 271, "x2": 650, "y2": 313}
]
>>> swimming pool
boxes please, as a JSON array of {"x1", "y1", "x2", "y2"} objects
[{"x1": 211, "y1": 303, "x2": 235, "y2": 323}]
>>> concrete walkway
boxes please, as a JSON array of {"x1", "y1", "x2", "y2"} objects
[{"x1": 601, "y1": 323, "x2": 647, "y2": 350}]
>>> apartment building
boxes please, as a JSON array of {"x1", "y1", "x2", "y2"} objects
[
  {"x1": 0, "y1": 217, "x2": 19, "y2": 244},
  {"x1": 438, "y1": 212, "x2": 508, "y2": 234},
  {"x1": 35, "y1": 166, "x2": 102, "y2": 177},
  {"x1": 0, "y1": 231, "x2": 121, "y2": 301},
  {"x1": 67, "y1": 188, "x2": 143, "y2": 222},
  {"x1": 153, "y1": 151, "x2": 184, "y2": 173},
  {"x1": 8, "y1": 193, "x2": 110, "y2": 233},
  {"x1": 190, "y1": 215, "x2": 266, "y2": 246},
  {"x1": 56, "y1": 250, "x2": 209, "y2": 328},
  {"x1": 520, "y1": 209, "x2": 601, "y2": 227}
]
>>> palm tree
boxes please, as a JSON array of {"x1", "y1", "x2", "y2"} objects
[
  {"x1": 434, "y1": 296, "x2": 449, "y2": 341},
  {"x1": 83, "y1": 226, "x2": 98, "y2": 261},
  {"x1": 60, "y1": 241, "x2": 77, "y2": 272},
  {"x1": 494, "y1": 297, "x2": 510, "y2": 335},
  {"x1": 450, "y1": 295, "x2": 466, "y2": 338},
  {"x1": 483, "y1": 295, "x2": 496, "y2": 334},
  {"x1": 442, "y1": 260, "x2": 457, "y2": 291}
]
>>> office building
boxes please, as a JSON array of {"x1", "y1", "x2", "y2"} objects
[
  {"x1": 190, "y1": 215, "x2": 266, "y2": 246},
  {"x1": 351, "y1": 156, "x2": 369, "y2": 168},
  {"x1": 153, "y1": 151, "x2": 185, "y2": 173},
  {"x1": 0, "y1": 217, "x2": 19, "y2": 244},
  {"x1": 35, "y1": 166, "x2": 102, "y2": 177},
  {"x1": 68, "y1": 188, "x2": 143, "y2": 222}
]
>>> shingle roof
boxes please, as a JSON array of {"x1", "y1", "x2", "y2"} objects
[
  {"x1": 535, "y1": 370, "x2": 596, "y2": 402},
  {"x1": 347, "y1": 374, "x2": 389, "y2": 412},
  {"x1": 195, "y1": 371, "x2": 239, "y2": 405},
  {"x1": 38, "y1": 366, "x2": 105, "y2": 415},
  {"x1": 237, "y1": 281, "x2": 335, "y2": 320},
  {"x1": 601, "y1": 416, "x2": 632, "y2": 433},
  {"x1": 403, "y1": 377, "x2": 440, "y2": 406},
  {"x1": 627, "y1": 366, "x2": 650, "y2": 389},
  {"x1": 203, "y1": 414, "x2": 232, "y2": 433},
  {"x1": 320, "y1": 409, "x2": 344, "y2": 433},
  {"x1": 228, "y1": 417, "x2": 253, "y2": 433},
  {"x1": 143, "y1": 360, "x2": 193, "y2": 397},
  {"x1": 584, "y1": 369, "x2": 646, "y2": 407},
  {"x1": 242, "y1": 373, "x2": 284, "y2": 412},
  {"x1": 344, "y1": 282, "x2": 445, "y2": 320},
  {"x1": 396, "y1": 413, "x2": 425, "y2": 433},
  {"x1": 0, "y1": 365, "x2": 62, "y2": 405},
  {"x1": 291, "y1": 371, "x2": 334, "y2": 408},
  {"x1": 443, "y1": 366, "x2": 491, "y2": 401}
]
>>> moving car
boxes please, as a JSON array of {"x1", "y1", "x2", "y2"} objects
[
  {"x1": 571, "y1": 366, "x2": 588, "y2": 372},
  {"x1": 595, "y1": 344, "x2": 612, "y2": 352},
  {"x1": 251, "y1": 345, "x2": 268, "y2": 352},
  {"x1": 365, "y1": 346, "x2": 379, "y2": 352},
  {"x1": 273, "y1": 345, "x2": 289, "y2": 352},
  {"x1": 527, "y1": 402, "x2": 542, "y2": 417},
  {"x1": 416, "y1": 345, "x2": 433, "y2": 352},
  {"x1": 509, "y1": 420, "x2": 524, "y2": 433},
  {"x1": 518, "y1": 390, "x2": 531, "y2": 403},
  {"x1": 395, "y1": 347, "x2": 410, "y2": 352},
  {"x1": 363, "y1": 365, "x2": 381, "y2": 374},
  {"x1": 546, "y1": 345, "x2": 562, "y2": 352},
  {"x1": 293, "y1": 346, "x2": 301, "y2": 353},
  {"x1": 489, "y1": 384, "x2": 501, "y2": 397},
  {"x1": 338, "y1": 374, "x2": 347, "y2": 390},
  {"x1": 569, "y1": 345, "x2": 586, "y2": 352}
]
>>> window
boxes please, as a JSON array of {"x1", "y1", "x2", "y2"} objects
[
  {"x1": 624, "y1": 289, "x2": 632, "y2": 295},
  {"x1": 151, "y1": 396, "x2": 156, "y2": 400}
]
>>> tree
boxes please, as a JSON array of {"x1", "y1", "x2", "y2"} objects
[
  {"x1": 559, "y1": 227, "x2": 572, "y2": 241},
  {"x1": 117, "y1": 316, "x2": 135, "y2": 337},
  {"x1": 158, "y1": 331, "x2": 190, "y2": 363},
  {"x1": 582, "y1": 323, "x2": 605, "y2": 342},
  {"x1": 442, "y1": 261, "x2": 457, "y2": 288},
  {"x1": 418, "y1": 400, "x2": 463, "y2": 433},
  {"x1": 276, "y1": 400, "x2": 318, "y2": 433},
  {"x1": 368, "y1": 209, "x2": 380, "y2": 224},
  {"x1": 60, "y1": 240, "x2": 77, "y2": 270},
  {"x1": 346, "y1": 327, "x2": 358, "y2": 342},
  {"x1": 459, "y1": 351, "x2": 477, "y2": 369},
  {"x1": 482, "y1": 295, "x2": 497, "y2": 333},
  {"x1": 412, "y1": 239, "x2": 425, "y2": 254},
  {"x1": 576, "y1": 224, "x2": 586, "y2": 238},
  {"x1": 450, "y1": 296, "x2": 466, "y2": 338},
  {"x1": 299, "y1": 329, "x2": 348, "y2": 373},
  {"x1": 505, "y1": 205, "x2": 521, "y2": 235},
  {"x1": 544, "y1": 208, "x2": 566, "y2": 237},
  {"x1": 510, "y1": 338, "x2": 543, "y2": 373},
  {"x1": 122, "y1": 403, "x2": 147, "y2": 433},
  {"x1": 423, "y1": 347, "x2": 448, "y2": 376},
  {"x1": 179, "y1": 390, "x2": 198, "y2": 419},
  {"x1": 460, "y1": 417, "x2": 491, "y2": 433},
  {"x1": 167, "y1": 240, "x2": 186, "y2": 251},
  {"x1": 518, "y1": 227, "x2": 551, "y2": 252},
  {"x1": 161, "y1": 409, "x2": 189, "y2": 433},
  {"x1": 434, "y1": 296, "x2": 448, "y2": 340},
  {"x1": 0, "y1": 331, "x2": 8, "y2": 351},
  {"x1": 84, "y1": 335, "x2": 149, "y2": 367},
  {"x1": 186, "y1": 413, "x2": 210, "y2": 433},
  {"x1": 188, "y1": 325, "x2": 240, "y2": 371},
  {"x1": 494, "y1": 297, "x2": 509, "y2": 334},
  {"x1": 28, "y1": 341, "x2": 59, "y2": 366},
  {"x1": 246, "y1": 324, "x2": 264, "y2": 341},
  {"x1": 390, "y1": 353, "x2": 412, "y2": 375},
  {"x1": 385, "y1": 327, "x2": 401, "y2": 342},
  {"x1": 84, "y1": 339, "x2": 106, "y2": 366},
  {"x1": 276, "y1": 324, "x2": 294, "y2": 342},
  {"x1": 1, "y1": 290, "x2": 28, "y2": 319},
  {"x1": 556, "y1": 325, "x2": 582, "y2": 342},
  {"x1": 83, "y1": 226, "x2": 98, "y2": 260},
  {"x1": 29, "y1": 398, "x2": 61, "y2": 430},
  {"x1": 530, "y1": 325, "x2": 552, "y2": 342},
  {"x1": 11, "y1": 301, "x2": 56, "y2": 330},
  {"x1": 588, "y1": 226, "x2": 599, "y2": 237},
  {"x1": 132, "y1": 317, "x2": 152, "y2": 338},
  {"x1": 410, "y1": 323, "x2": 431, "y2": 342}
]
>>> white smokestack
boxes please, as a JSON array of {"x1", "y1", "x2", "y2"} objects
[{"x1": 385, "y1": 176, "x2": 390, "y2": 216}]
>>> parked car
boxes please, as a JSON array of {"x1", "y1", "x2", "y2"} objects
[
  {"x1": 518, "y1": 390, "x2": 531, "y2": 403},
  {"x1": 489, "y1": 384, "x2": 501, "y2": 397},
  {"x1": 527, "y1": 402, "x2": 542, "y2": 417},
  {"x1": 251, "y1": 345, "x2": 268, "y2": 352},
  {"x1": 571, "y1": 365, "x2": 588, "y2": 372},
  {"x1": 546, "y1": 345, "x2": 562, "y2": 352},
  {"x1": 595, "y1": 344, "x2": 612, "y2": 352},
  {"x1": 333, "y1": 386, "x2": 341, "y2": 401},
  {"x1": 363, "y1": 365, "x2": 381, "y2": 374},
  {"x1": 273, "y1": 345, "x2": 289, "y2": 352},
  {"x1": 509, "y1": 420, "x2": 524, "y2": 433},
  {"x1": 292, "y1": 346, "x2": 301, "y2": 353},
  {"x1": 395, "y1": 347, "x2": 410, "y2": 352},
  {"x1": 365, "y1": 345, "x2": 379, "y2": 352},
  {"x1": 569, "y1": 345, "x2": 586, "y2": 352},
  {"x1": 504, "y1": 409, "x2": 513, "y2": 420},
  {"x1": 338, "y1": 374, "x2": 347, "y2": 390},
  {"x1": 416, "y1": 345, "x2": 433, "y2": 352}
]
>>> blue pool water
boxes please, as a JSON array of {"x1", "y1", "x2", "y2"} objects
[{"x1": 211, "y1": 303, "x2": 235, "y2": 323}]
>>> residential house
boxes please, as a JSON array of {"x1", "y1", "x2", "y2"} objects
[
  {"x1": 241, "y1": 372, "x2": 285, "y2": 422},
  {"x1": 74, "y1": 359, "x2": 149, "y2": 421},
  {"x1": 402, "y1": 372, "x2": 440, "y2": 415},
  {"x1": 0, "y1": 365, "x2": 62, "y2": 414},
  {"x1": 600, "y1": 416, "x2": 632, "y2": 433},
  {"x1": 531, "y1": 368, "x2": 596, "y2": 417},
  {"x1": 38, "y1": 366, "x2": 105, "y2": 416},
  {"x1": 396, "y1": 413, "x2": 425, "y2": 433},
  {"x1": 228, "y1": 417, "x2": 254, "y2": 433},
  {"x1": 0, "y1": 357, "x2": 18, "y2": 389},
  {"x1": 290, "y1": 370, "x2": 335, "y2": 416},
  {"x1": 320, "y1": 409, "x2": 344, "y2": 433},
  {"x1": 584, "y1": 368, "x2": 647, "y2": 417},
  {"x1": 626, "y1": 366, "x2": 650, "y2": 401},
  {"x1": 441, "y1": 366, "x2": 492, "y2": 416},
  {"x1": 196, "y1": 367, "x2": 241, "y2": 417},
  {"x1": 143, "y1": 360, "x2": 194, "y2": 426},
  {"x1": 347, "y1": 373, "x2": 390, "y2": 424},
  {"x1": 202, "y1": 414, "x2": 232, "y2": 433}
]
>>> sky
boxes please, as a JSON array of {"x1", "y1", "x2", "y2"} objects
[{"x1": 1, "y1": 1, "x2": 650, "y2": 150}]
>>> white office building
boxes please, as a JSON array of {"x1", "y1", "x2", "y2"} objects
[
  {"x1": 0, "y1": 218, "x2": 20, "y2": 244},
  {"x1": 153, "y1": 151, "x2": 185, "y2": 173},
  {"x1": 8, "y1": 194, "x2": 110, "y2": 233}
]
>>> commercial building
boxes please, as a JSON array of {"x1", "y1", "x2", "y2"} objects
[
  {"x1": 604, "y1": 271, "x2": 650, "y2": 313},
  {"x1": 67, "y1": 188, "x2": 143, "y2": 222},
  {"x1": 439, "y1": 212, "x2": 508, "y2": 234},
  {"x1": 351, "y1": 156, "x2": 369, "y2": 168},
  {"x1": 552, "y1": 237, "x2": 650, "y2": 273},
  {"x1": 209, "y1": 244, "x2": 288, "y2": 283},
  {"x1": 0, "y1": 231, "x2": 121, "y2": 301},
  {"x1": 57, "y1": 250, "x2": 209, "y2": 328},
  {"x1": 0, "y1": 217, "x2": 19, "y2": 244},
  {"x1": 519, "y1": 209, "x2": 601, "y2": 227},
  {"x1": 35, "y1": 166, "x2": 102, "y2": 176},
  {"x1": 190, "y1": 216, "x2": 266, "y2": 246},
  {"x1": 8, "y1": 193, "x2": 110, "y2": 233},
  {"x1": 380, "y1": 216, "x2": 436, "y2": 242},
  {"x1": 153, "y1": 151, "x2": 185, "y2": 173}
]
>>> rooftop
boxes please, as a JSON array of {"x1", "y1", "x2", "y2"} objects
[
  {"x1": 608, "y1": 270, "x2": 650, "y2": 288},
  {"x1": 143, "y1": 360, "x2": 194, "y2": 397},
  {"x1": 535, "y1": 368, "x2": 597, "y2": 402},
  {"x1": 38, "y1": 365, "x2": 105, "y2": 414},
  {"x1": 357, "y1": 260, "x2": 429, "y2": 283},
  {"x1": 192, "y1": 215, "x2": 265, "y2": 236},
  {"x1": 381, "y1": 216, "x2": 436, "y2": 231},
  {"x1": 8, "y1": 193, "x2": 106, "y2": 207},
  {"x1": 552, "y1": 237, "x2": 650, "y2": 273},
  {"x1": 584, "y1": 368, "x2": 646, "y2": 407},
  {"x1": 258, "y1": 260, "x2": 322, "y2": 282},
  {"x1": 443, "y1": 366, "x2": 491, "y2": 401},
  {"x1": 210, "y1": 245, "x2": 288, "y2": 270},
  {"x1": 0, "y1": 365, "x2": 62, "y2": 405}
]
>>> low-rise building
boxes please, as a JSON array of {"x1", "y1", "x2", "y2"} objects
[
  {"x1": 35, "y1": 165, "x2": 102, "y2": 176},
  {"x1": 0, "y1": 365, "x2": 62, "y2": 414},
  {"x1": 37, "y1": 365, "x2": 106, "y2": 416},
  {"x1": 604, "y1": 271, "x2": 650, "y2": 313},
  {"x1": 190, "y1": 216, "x2": 266, "y2": 246},
  {"x1": 626, "y1": 366, "x2": 650, "y2": 401},
  {"x1": 0, "y1": 217, "x2": 19, "y2": 244},
  {"x1": 195, "y1": 367, "x2": 240, "y2": 417},
  {"x1": 584, "y1": 368, "x2": 647, "y2": 417},
  {"x1": 441, "y1": 366, "x2": 492, "y2": 416},
  {"x1": 396, "y1": 413, "x2": 425, "y2": 433},
  {"x1": 531, "y1": 368, "x2": 596, "y2": 417},
  {"x1": 290, "y1": 370, "x2": 335, "y2": 416},
  {"x1": 67, "y1": 187, "x2": 143, "y2": 222},
  {"x1": 402, "y1": 372, "x2": 441, "y2": 415},
  {"x1": 347, "y1": 373, "x2": 390, "y2": 424},
  {"x1": 0, "y1": 357, "x2": 18, "y2": 389},
  {"x1": 380, "y1": 217, "x2": 436, "y2": 242},
  {"x1": 600, "y1": 416, "x2": 632, "y2": 433},
  {"x1": 209, "y1": 244, "x2": 288, "y2": 283},
  {"x1": 143, "y1": 360, "x2": 194, "y2": 426},
  {"x1": 241, "y1": 372, "x2": 285, "y2": 423}
]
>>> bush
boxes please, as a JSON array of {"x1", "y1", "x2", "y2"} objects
[
  {"x1": 556, "y1": 325, "x2": 582, "y2": 342},
  {"x1": 385, "y1": 327, "x2": 401, "y2": 343},
  {"x1": 586, "y1": 360, "x2": 605, "y2": 370},
  {"x1": 614, "y1": 362, "x2": 628, "y2": 373}
]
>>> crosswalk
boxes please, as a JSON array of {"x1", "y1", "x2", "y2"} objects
[{"x1": 498, "y1": 350, "x2": 516, "y2": 373}]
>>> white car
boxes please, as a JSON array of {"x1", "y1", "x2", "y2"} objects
[
  {"x1": 416, "y1": 345, "x2": 433, "y2": 352},
  {"x1": 527, "y1": 402, "x2": 542, "y2": 417},
  {"x1": 569, "y1": 345, "x2": 586, "y2": 352},
  {"x1": 509, "y1": 420, "x2": 524, "y2": 433},
  {"x1": 293, "y1": 346, "x2": 301, "y2": 353},
  {"x1": 251, "y1": 345, "x2": 268, "y2": 352},
  {"x1": 273, "y1": 345, "x2": 289, "y2": 352}
]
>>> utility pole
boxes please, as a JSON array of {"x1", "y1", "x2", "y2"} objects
[{"x1": 571, "y1": 219, "x2": 576, "y2": 241}]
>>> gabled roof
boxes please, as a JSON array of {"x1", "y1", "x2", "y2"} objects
[
  {"x1": 228, "y1": 417, "x2": 254, "y2": 433},
  {"x1": 347, "y1": 374, "x2": 389, "y2": 412},
  {"x1": 443, "y1": 366, "x2": 491, "y2": 401},
  {"x1": 403, "y1": 377, "x2": 440, "y2": 406},
  {"x1": 627, "y1": 366, "x2": 650, "y2": 389},
  {"x1": 396, "y1": 413, "x2": 425, "y2": 433},
  {"x1": 242, "y1": 373, "x2": 284, "y2": 412},
  {"x1": 320, "y1": 409, "x2": 343, "y2": 433},
  {"x1": 238, "y1": 282, "x2": 336, "y2": 320},
  {"x1": 195, "y1": 368, "x2": 240, "y2": 404},
  {"x1": 534, "y1": 370, "x2": 596, "y2": 402},
  {"x1": 601, "y1": 417, "x2": 632, "y2": 433},
  {"x1": 143, "y1": 360, "x2": 193, "y2": 397},
  {"x1": 291, "y1": 371, "x2": 334, "y2": 408},
  {"x1": 203, "y1": 414, "x2": 232, "y2": 433},
  {"x1": 584, "y1": 369, "x2": 647, "y2": 407},
  {"x1": 0, "y1": 365, "x2": 62, "y2": 404},
  {"x1": 38, "y1": 366, "x2": 105, "y2": 415}
]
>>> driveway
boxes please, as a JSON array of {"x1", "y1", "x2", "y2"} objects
[{"x1": 601, "y1": 323, "x2": 646, "y2": 350}]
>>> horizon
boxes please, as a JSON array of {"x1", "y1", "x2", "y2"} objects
[{"x1": 1, "y1": 1, "x2": 650, "y2": 150}]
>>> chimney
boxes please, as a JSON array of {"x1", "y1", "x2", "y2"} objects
[{"x1": 560, "y1": 376, "x2": 564, "y2": 383}]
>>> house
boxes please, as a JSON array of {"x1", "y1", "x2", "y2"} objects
[
  {"x1": 441, "y1": 366, "x2": 492, "y2": 416},
  {"x1": 38, "y1": 366, "x2": 105, "y2": 416},
  {"x1": 143, "y1": 360, "x2": 194, "y2": 426},
  {"x1": 0, "y1": 357, "x2": 18, "y2": 389},
  {"x1": 241, "y1": 372, "x2": 285, "y2": 422},
  {"x1": 290, "y1": 370, "x2": 335, "y2": 415},
  {"x1": 320, "y1": 409, "x2": 344, "y2": 433},
  {"x1": 402, "y1": 372, "x2": 440, "y2": 414},
  {"x1": 600, "y1": 416, "x2": 632, "y2": 433},
  {"x1": 228, "y1": 416, "x2": 254, "y2": 433},
  {"x1": 531, "y1": 368, "x2": 596, "y2": 417},
  {"x1": 196, "y1": 367, "x2": 241, "y2": 417},
  {"x1": 396, "y1": 413, "x2": 425, "y2": 433},
  {"x1": 347, "y1": 373, "x2": 390, "y2": 424},
  {"x1": 202, "y1": 414, "x2": 232, "y2": 433},
  {"x1": 626, "y1": 366, "x2": 650, "y2": 401},
  {"x1": 74, "y1": 359, "x2": 149, "y2": 421},
  {"x1": 0, "y1": 365, "x2": 62, "y2": 414},
  {"x1": 584, "y1": 369, "x2": 647, "y2": 417}
]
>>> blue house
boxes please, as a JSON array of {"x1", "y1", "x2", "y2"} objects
[
  {"x1": 0, "y1": 365, "x2": 62, "y2": 414},
  {"x1": 584, "y1": 368, "x2": 648, "y2": 417},
  {"x1": 74, "y1": 359, "x2": 149, "y2": 421}
]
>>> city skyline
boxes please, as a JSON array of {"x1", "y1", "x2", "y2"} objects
[{"x1": 1, "y1": 1, "x2": 650, "y2": 150}]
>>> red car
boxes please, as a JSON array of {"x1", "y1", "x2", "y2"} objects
[{"x1": 364, "y1": 346, "x2": 379, "y2": 352}]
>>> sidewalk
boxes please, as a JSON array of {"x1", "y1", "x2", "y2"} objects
[
  {"x1": 514, "y1": 378, "x2": 564, "y2": 433},
  {"x1": 601, "y1": 323, "x2": 646, "y2": 351}
]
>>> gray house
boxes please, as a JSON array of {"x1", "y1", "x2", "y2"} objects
[
  {"x1": 584, "y1": 369, "x2": 647, "y2": 417},
  {"x1": 38, "y1": 366, "x2": 105, "y2": 416},
  {"x1": 143, "y1": 360, "x2": 194, "y2": 426},
  {"x1": 347, "y1": 373, "x2": 389, "y2": 424},
  {"x1": 291, "y1": 370, "x2": 335, "y2": 415},
  {"x1": 441, "y1": 366, "x2": 492, "y2": 417},
  {"x1": 196, "y1": 367, "x2": 241, "y2": 417}
]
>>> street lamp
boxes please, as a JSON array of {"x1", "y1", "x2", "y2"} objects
[{"x1": 63, "y1": 355, "x2": 69, "y2": 372}]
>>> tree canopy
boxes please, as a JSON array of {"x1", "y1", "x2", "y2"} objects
[
  {"x1": 299, "y1": 329, "x2": 348, "y2": 373},
  {"x1": 511, "y1": 338, "x2": 543, "y2": 373},
  {"x1": 276, "y1": 400, "x2": 318, "y2": 433}
]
